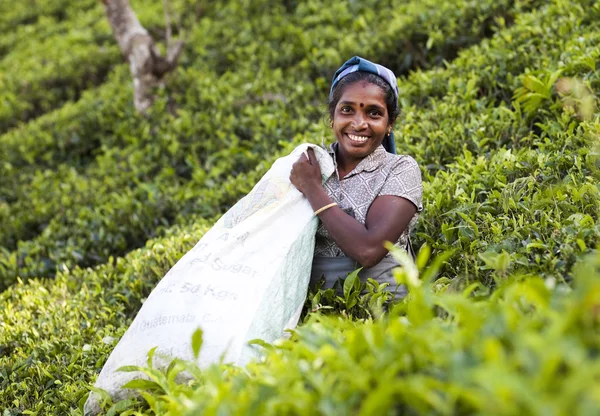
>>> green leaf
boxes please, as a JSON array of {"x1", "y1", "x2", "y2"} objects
[
  {"x1": 121, "y1": 379, "x2": 163, "y2": 392},
  {"x1": 347, "y1": 293, "x2": 358, "y2": 310},
  {"x1": 387, "y1": 243, "x2": 420, "y2": 288},
  {"x1": 191, "y1": 328, "x2": 203, "y2": 360},
  {"x1": 496, "y1": 251, "x2": 511, "y2": 273},
  {"x1": 416, "y1": 243, "x2": 431, "y2": 271},
  {"x1": 88, "y1": 386, "x2": 113, "y2": 409},
  {"x1": 478, "y1": 250, "x2": 511, "y2": 274},
  {"x1": 106, "y1": 399, "x2": 138, "y2": 416},
  {"x1": 139, "y1": 391, "x2": 158, "y2": 411},
  {"x1": 247, "y1": 339, "x2": 274, "y2": 350},
  {"x1": 462, "y1": 282, "x2": 484, "y2": 297},
  {"x1": 421, "y1": 250, "x2": 454, "y2": 283},
  {"x1": 147, "y1": 346, "x2": 157, "y2": 368},
  {"x1": 116, "y1": 365, "x2": 146, "y2": 373},
  {"x1": 344, "y1": 268, "x2": 361, "y2": 301}
]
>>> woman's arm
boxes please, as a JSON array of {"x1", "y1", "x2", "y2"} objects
[{"x1": 290, "y1": 148, "x2": 416, "y2": 268}]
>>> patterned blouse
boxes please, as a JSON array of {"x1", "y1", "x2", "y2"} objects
[{"x1": 314, "y1": 143, "x2": 423, "y2": 258}]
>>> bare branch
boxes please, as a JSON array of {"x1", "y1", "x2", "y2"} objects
[
  {"x1": 100, "y1": 0, "x2": 185, "y2": 113},
  {"x1": 163, "y1": 0, "x2": 172, "y2": 48},
  {"x1": 167, "y1": 40, "x2": 184, "y2": 67}
]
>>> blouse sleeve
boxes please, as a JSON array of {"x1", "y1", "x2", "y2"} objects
[{"x1": 379, "y1": 155, "x2": 423, "y2": 212}]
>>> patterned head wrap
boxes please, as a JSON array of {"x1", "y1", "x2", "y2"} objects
[{"x1": 329, "y1": 56, "x2": 399, "y2": 154}]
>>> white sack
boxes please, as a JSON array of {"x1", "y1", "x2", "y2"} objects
[{"x1": 85, "y1": 144, "x2": 334, "y2": 414}]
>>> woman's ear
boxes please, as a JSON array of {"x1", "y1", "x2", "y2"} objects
[
  {"x1": 386, "y1": 123, "x2": 394, "y2": 136},
  {"x1": 387, "y1": 117, "x2": 398, "y2": 134}
]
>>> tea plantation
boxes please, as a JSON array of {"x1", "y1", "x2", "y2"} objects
[{"x1": 1, "y1": 0, "x2": 599, "y2": 414}]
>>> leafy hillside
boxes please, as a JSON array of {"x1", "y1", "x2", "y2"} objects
[
  {"x1": 0, "y1": 0, "x2": 542, "y2": 288},
  {"x1": 0, "y1": 0, "x2": 599, "y2": 414}
]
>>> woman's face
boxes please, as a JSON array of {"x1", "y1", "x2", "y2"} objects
[{"x1": 332, "y1": 81, "x2": 390, "y2": 161}]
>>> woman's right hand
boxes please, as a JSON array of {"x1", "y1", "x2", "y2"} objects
[{"x1": 289, "y1": 147, "x2": 323, "y2": 195}]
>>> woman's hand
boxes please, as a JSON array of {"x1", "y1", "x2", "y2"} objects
[{"x1": 289, "y1": 147, "x2": 323, "y2": 195}]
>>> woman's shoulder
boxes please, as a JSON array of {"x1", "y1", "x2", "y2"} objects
[
  {"x1": 383, "y1": 153, "x2": 421, "y2": 174},
  {"x1": 379, "y1": 153, "x2": 423, "y2": 210}
]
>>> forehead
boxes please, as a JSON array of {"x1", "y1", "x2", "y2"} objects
[{"x1": 338, "y1": 81, "x2": 387, "y2": 106}]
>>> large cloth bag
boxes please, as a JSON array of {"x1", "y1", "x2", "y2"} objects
[{"x1": 85, "y1": 144, "x2": 334, "y2": 414}]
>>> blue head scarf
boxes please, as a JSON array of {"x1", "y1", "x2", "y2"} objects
[{"x1": 330, "y1": 56, "x2": 399, "y2": 154}]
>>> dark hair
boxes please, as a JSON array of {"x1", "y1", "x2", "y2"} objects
[{"x1": 328, "y1": 72, "x2": 400, "y2": 126}]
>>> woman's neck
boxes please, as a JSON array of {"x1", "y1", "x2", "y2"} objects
[{"x1": 335, "y1": 146, "x2": 362, "y2": 179}]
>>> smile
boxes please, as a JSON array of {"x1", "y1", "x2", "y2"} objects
[{"x1": 347, "y1": 134, "x2": 369, "y2": 143}]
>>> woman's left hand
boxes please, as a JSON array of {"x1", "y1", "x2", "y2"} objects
[{"x1": 290, "y1": 147, "x2": 323, "y2": 195}]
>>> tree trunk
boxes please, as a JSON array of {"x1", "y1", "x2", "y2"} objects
[{"x1": 101, "y1": 0, "x2": 183, "y2": 113}]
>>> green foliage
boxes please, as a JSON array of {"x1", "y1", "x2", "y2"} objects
[
  {"x1": 0, "y1": 221, "x2": 210, "y2": 415},
  {"x1": 397, "y1": 0, "x2": 600, "y2": 283},
  {"x1": 0, "y1": 0, "x2": 599, "y2": 414},
  {"x1": 303, "y1": 268, "x2": 398, "y2": 321},
  {"x1": 0, "y1": 0, "x2": 198, "y2": 134},
  {"x1": 0, "y1": 0, "x2": 542, "y2": 289},
  {"x1": 93, "y1": 249, "x2": 600, "y2": 415}
]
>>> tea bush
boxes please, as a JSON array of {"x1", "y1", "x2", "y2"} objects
[
  {"x1": 0, "y1": 0, "x2": 198, "y2": 134},
  {"x1": 0, "y1": 0, "x2": 599, "y2": 414},
  {"x1": 0, "y1": 221, "x2": 211, "y2": 415},
  {"x1": 0, "y1": 12, "x2": 119, "y2": 134},
  {"x1": 350, "y1": 0, "x2": 600, "y2": 285},
  {"x1": 0, "y1": 0, "x2": 539, "y2": 289},
  {"x1": 90, "y1": 248, "x2": 600, "y2": 415},
  {"x1": 0, "y1": 0, "x2": 95, "y2": 33},
  {"x1": 1, "y1": 0, "x2": 526, "y2": 183}
]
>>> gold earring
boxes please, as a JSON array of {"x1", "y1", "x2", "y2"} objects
[{"x1": 329, "y1": 120, "x2": 334, "y2": 128}]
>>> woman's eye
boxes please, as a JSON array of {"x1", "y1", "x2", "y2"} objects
[
  {"x1": 340, "y1": 106, "x2": 352, "y2": 113},
  {"x1": 369, "y1": 110, "x2": 382, "y2": 117}
]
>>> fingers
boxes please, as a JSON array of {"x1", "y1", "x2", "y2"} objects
[
  {"x1": 307, "y1": 147, "x2": 318, "y2": 166},
  {"x1": 297, "y1": 152, "x2": 309, "y2": 164},
  {"x1": 290, "y1": 147, "x2": 323, "y2": 193}
]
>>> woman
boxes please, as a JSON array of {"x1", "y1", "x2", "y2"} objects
[{"x1": 289, "y1": 56, "x2": 423, "y2": 299}]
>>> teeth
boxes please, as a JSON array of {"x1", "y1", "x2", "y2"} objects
[{"x1": 348, "y1": 134, "x2": 368, "y2": 143}]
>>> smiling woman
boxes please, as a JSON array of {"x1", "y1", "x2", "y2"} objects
[{"x1": 289, "y1": 56, "x2": 423, "y2": 300}]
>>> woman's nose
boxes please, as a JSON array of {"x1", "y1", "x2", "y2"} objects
[{"x1": 351, "y1": 113, "x2": 368, "y2": 130}]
